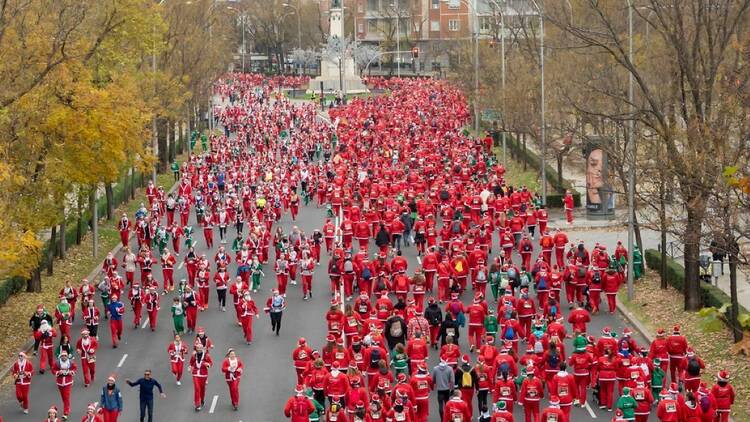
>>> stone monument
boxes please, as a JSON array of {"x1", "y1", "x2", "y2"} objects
[{"x1": 308, "y1": 0, "x2": 368, "y2": 94}]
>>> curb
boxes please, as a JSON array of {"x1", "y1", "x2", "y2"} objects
[
  {"x1": 616, "y1": 297, "x2": 655, "y2": 343},
  {"x1": 0, "y1": 177, "x2": 181, "y2": 384}
]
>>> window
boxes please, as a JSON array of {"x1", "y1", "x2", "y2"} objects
[
  {"x1": 368, "y1": 19, "x2": 378, "y2": 33},
  {"x1": 480, "y1": 16, "x2": 491, "y2": 32},
  {"x1": 368, "y1": 0, "x2": 378, "y2": 11},
  {"x1": 430, "y1": 20, "x2": 440, "y2": 31},
  {"x1": 357, "y1": 1, "x2": 364, "y2": 13},
  {"x1": 448, "y1": 19, "x2": 459, "y2": 31},
  {"x1": 448, "y1": 0, "x2": 460, "y2": 9},
  {"x1": 358, "y1": 23, "x2": 364, "y2": 33},
  {"x1": 431, "y1": 0, "x2": 440, "y2": 9}
]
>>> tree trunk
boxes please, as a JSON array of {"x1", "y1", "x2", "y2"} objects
[
  {"x1": 158, "y1": 118, "x2": 169, "y2": 173},
  {"x1": 683, "y1": 207, "x2": 703, "y2": 311},
  {"x1": 76, "y1": 214, "x2": 83, "y2": 245},
  {"x1": 130, "y1": 167, "x2": 136, "y2": 200},
  {"x1": 522, "y1": 133, "x2": 527, "y2": 171},
  {"x1": 177, "y1": 120, "x2": 185, "y2": 155},
  {"x1": 105, "y1": 183, "x2": 114, "y2": 220},
  {"x1": 59, "y1": 219, "x2": 66, "y2": 259},
  {"x1": 729, "y1": 242, "x2": 742, "y2": 342},
  {"x1": 556, "y1": 154, "x2": 563, "y2": 191},
  {"x1": 26, "y1": 267, "x2": 42, "y2": 293},
  {"x1": 168, "y1": 120, "x2": 176, "y2": 162},
  {"x1": 47, "y1": 225, "x2": 57, "y2": 276}
]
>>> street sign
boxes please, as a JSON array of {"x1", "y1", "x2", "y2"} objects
[{"x1": 481, "y1": 109, "x2": 500, "y2": 122}]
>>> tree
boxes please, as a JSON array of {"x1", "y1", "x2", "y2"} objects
[{"x1": 546, "y1": 0, "x2": 750, "y2": 311}]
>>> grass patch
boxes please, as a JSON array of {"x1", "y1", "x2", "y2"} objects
[
  {"x1": 618, "y1": 274, "x2": 750, "y2": 421},
  {"x1": 0, "y1": 155, "x2": 184, "y2": 382}
]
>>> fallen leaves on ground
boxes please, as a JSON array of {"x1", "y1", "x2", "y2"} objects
[{"x1": 621, "y1": 273, "x2": 750, "y2": 421}]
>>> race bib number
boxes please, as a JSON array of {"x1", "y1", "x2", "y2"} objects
[
  {"x1": 335, "y1": 352, "x2": 345, "y2": 360},
  {"x1": 528, "y1": 387, "x2": 538, "y2": 398},
  {"x1": 548, "y1": 414, "x2": 558, "y2": 422},
  {"x1": 559, "y1": 385, "x2": 569, "y2": 396},
  {"x1": 348, "y1": 318, "x2": 358, "y2": 327},
  {"x1": 524, "y1": 303, "x2": 532, "y2": 309},
  {"x1": 635, "y1": 390, "x2": 644, "y2": 400},
  {"x1": 298, "y1": 352, "x2": 307, "y2": 360},
  {"x1": 87, "y1": 357, "x2": 96, "y2": 363},
  {"x1": 666, "y1": 402, "x2": 677, "y2": 413},
  {"x1": 500, "y1": 387, "x2": 510, "y2": 396}
]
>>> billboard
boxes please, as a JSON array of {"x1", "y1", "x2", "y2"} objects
[{"x1": 584, "y1": 136, "x2": 615, "y2": 213}]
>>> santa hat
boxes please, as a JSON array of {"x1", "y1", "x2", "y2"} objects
[
  {"x1": 350, "y1": 375, "x2": 362, "y2": 385},
  {"x1": 668, "y1": 383, "x2": 679, "y2": 395},
  {"x1": 659, "y1": 389, "x2": 670, "y2": 398},
  {"x1": 197, "y1": 327, "x2": 205, "y2": 335},
  {"x1": 549, "y1": 395, "x2": 560, "y2": 406},
  {"x1": 355, "y1": 400, "x2": 365, "y2": 409},
  {"x1": 335, "y1": 337, "x2": 344, "y2": 346},
  {"x1": 326, "y1": 334, "x2": 335, "y2": 343},
  {"x1": 673, "y1": 325, "x2": 681, "y2": 334},
  {"x1": 573, "y1": 335, "x2": 588, "y2": 352},
  {"x1": 330, "y1": 298, "x2": 339, "y2": 306},
  {"x1": 298, "y1": 337, "x2": 306, "y2": 345},
  {"x1": 622, "y1": 327, "x2": 632, "y2": 336},
  {"x1": 295, "y1": 384, "x2": 305, "y2": 395},
  {"x1": 686, "y1": 348, "x2": 694, "y2": 357},
  {"x1": 496, "y1": 400, "x2": 507, "y2": 410},
  {"x1": 602, "y1": 327, "x2": 612, "y2": 337},
  {"x1": 397, "y1": 373, "x2": 407, "y2": 382},
  {"x1": 717, "y1": 370, "x2": 729, "y2": 382},
  {"x1": 461, "y1": 354, "x2": 470, "y2": 364},
  {"x1": 428, "y1": 296, "x2": 436, "y2": 304},
  {"x1": 331, "y1": 361, "x2": 341, "y2": 370},
  {"x1": 656, "y1": 328, "x2": 666, "y2": 337},
  {"x1": 48, "y1": 405, "x2": 58, "y2": 414},
  {"x1": 352, "y1": 335, "x2": 361, "y2": 345}
]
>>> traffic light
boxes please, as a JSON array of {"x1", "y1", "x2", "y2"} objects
[{"x1": 411, "y1": 47, "x2": 419, "y2": 59}]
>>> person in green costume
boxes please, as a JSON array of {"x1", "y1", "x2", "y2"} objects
[
  {"x1": 305, "y1": 388, "x2": 325, "y2": 422},
  {"x1": 632, "y1": 246, "x2": 644, "y2": 279},
  {"x1": 249, "y1": 256, "x2": 264, "y2": 292},
  {"x1": 650, "y1": 358, "x2": 666, "y2": 400},
  {"x1": 171, "y1": 295, "x2": 185, "y2": 335},
  {"x1": 170, "y1": 160, "x2": 180, "y2": 181},
  {"x1": 484, "y1": 309, "x2": 498, "y2": 340},
  {"x1": 615, "y1": 386, "x2": 638, "y2": 421}
]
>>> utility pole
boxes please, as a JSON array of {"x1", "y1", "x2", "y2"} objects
[{"x1": 472, "y1": 0, "x2": 479, "y2": 135}]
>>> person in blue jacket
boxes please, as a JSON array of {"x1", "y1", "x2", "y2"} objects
[
  {"x1": 107, "y1": 294, "x2": 125, "y2": 348},
  {"x1": 100, "y1": 375, "x2": 123, "y2": 421},
  {"x1": 127, "y1": 369, "x2": 166, "y2": 422}
]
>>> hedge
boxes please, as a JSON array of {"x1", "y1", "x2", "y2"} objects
[
  {"x1": 644, "y1": 249, "x2": 749, "y2": 314},
  {"x1": 0, "y1": 276, "x2": 26, "y2": 307},
  {"x1": 502, "y1": 134, "x2": 582, "y2": 208}
]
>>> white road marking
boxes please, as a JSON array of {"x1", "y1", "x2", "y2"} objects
[
  {"x1": 584, "y1": 402, "x2": 598, "y2": 418},
  {"x1": 117, "y1": 354, "x2": 128, "y2": 368},
  {"x1": 209, "y1": 395, "x2": 219, "y2": 413},
  {"x1": 141, "y1": 319, "x2": 149, "y2": 329}
]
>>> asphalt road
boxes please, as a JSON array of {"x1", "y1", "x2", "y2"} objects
[{"x1": 0, "y1": 121, "x2": 660, "y2": 422}]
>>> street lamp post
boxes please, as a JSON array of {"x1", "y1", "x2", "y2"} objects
[
  {"x1": 392, "y1": 1, "x2": 401, "y2": 77},
  {"x1": 283, "y1": 2, "x2": 302, "y2": 49},
  {"x1": 626, "y1": 0, "x2": 636, "y2": 300},
  {"x1": 227, "y1": 7, "x2": 246, "y2": 73},
  {"x1": 529, "y1": 0, "x2": 546, "y2": 206}
]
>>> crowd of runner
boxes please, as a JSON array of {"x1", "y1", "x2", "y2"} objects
[{"x1": 10, "y1": 74, "x2": 734, "y2": 422}]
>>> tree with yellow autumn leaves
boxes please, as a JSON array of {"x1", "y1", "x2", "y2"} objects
[{"x1": 0, "y1": 0, "x2": 234, "y2": 291}]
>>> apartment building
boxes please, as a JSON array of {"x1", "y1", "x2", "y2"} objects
[{"x1": 321, "y1": 0, "x2": 536, "y2": 71}]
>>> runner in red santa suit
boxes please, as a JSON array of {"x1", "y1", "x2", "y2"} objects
[
  {"x1": 221, "y1": 348, "x2": 244, "y2": 410},
  {"x1": 284, "y1": 384, "x2": 316, "y2": 422},
  {"x1": 444, "y1": 390, "x2": 471, "y2": 422},
  {"x1": 540, "y1": 395, "x2": 566, "y2": 422},
  {"x1": 292, "y1": 337, "x2": 313, "y2": 385},
  {"x1": 711, "y1": 370, "x2": 734, "y2": 422},
  {"x1": 240, "y1": 292, "x2": 259, "y2": 344},
  {"x1": 167, "y1": 334, "x2": 187, "y2": 385},
  {"x1": 189, "y1": 341, "x2": 212, "y2": 411},
  {"x1": 12, "y1": 351, "x2": 33, "y2": 414},
  {"x1": 53, "y1": 350, "x2": 77, "y2": 419},
  {"x1": 666, "y1": 324, "x2": 688, "y2": 383},
  {"x1": 75, "y1": 328, "x2": 98, "y2": 387}
]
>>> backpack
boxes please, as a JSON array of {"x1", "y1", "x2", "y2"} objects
[
  {"x1": 687, "y1": 358, "x2": 701, "y2": 377},
  {"x1": 451, "y1": 221, "x2": 462, "y2": 234},
  {"x1": 456, "y1": 312, "x2": 466, "y2": 327},
  {"x1": 592, "y1": 272, "x2": 602, "y2": 284},
  {"x1": 549, "y1": 305, "x2": 558, "y2": 317},
  {"x1": 507, "y1": 268, "x2": 517, "y2": 279},
  {"x1": 389, "y1": 320, "x2": 403, "y2": 338},
  {"x1": 504, "y1": 326, "x2": 515, "y2": 340},
  {"x1": 343, "y1": 260, "x2": 354, "y2": 273},
  {"x1": 699, "y1": 395, "x2": 711, "y2": 413},
  {"x1": 369, "y1": 348, "x2": 382, "y2": 369},
  {"x1": 375, "y1": 278, "x2": 387, "y2": 292},
  {"x1": 548, "y1": 352, "x2": 560, "y2": 368},
  {"x1": 461, "y1": 371, "x2": 474, "y2": 388},
  {"x1": 537, "y1": 276, "x2": 548, "y2": 290},
  {"x1": 362, "y1": 267, "x2": 372, "y2": 280},
  {"x1": 523, "y1": 243, "x2": 532, "y2": 252},
  {"x1": 577, "y1": 266, "x2": 586, "y2": 278}
]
